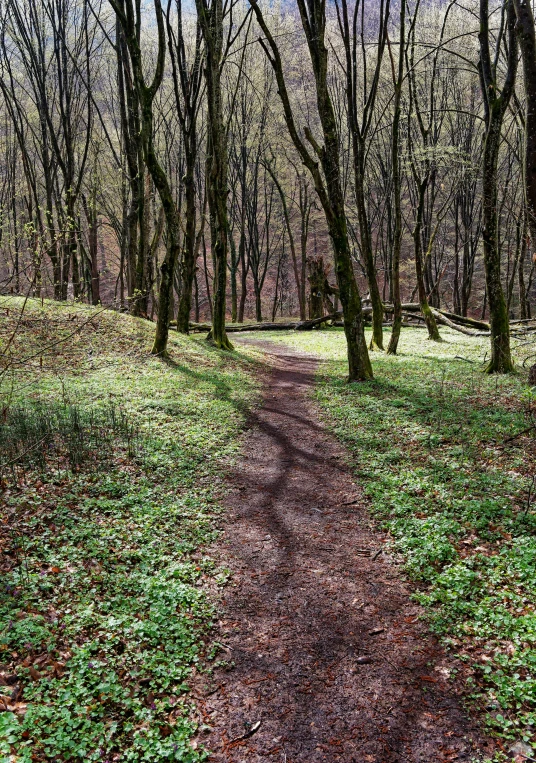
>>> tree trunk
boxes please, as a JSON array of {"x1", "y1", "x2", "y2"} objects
[
  {"x1": 229, "y1": 235, "x2": 238, "y2": 323},
  {"x1": 176, "y1": 157, "x2": 197, "y2": 333},
  {"x1": 481, "y1": 105, "x2": 514, "y2": 372},
  {"x1": 254, "y1": 276, "x2": 263, "y2": 322},
  {"x1": 201, "y1": 235, "x2": 213, "y2": 319},
  {"x1": 479, "y1": 0, "x2": 517, "y2": 372},
  {"x1": 354, "y1": 142, "x2": 383, "y2": 349},
  {"x1": 238, "y1": 245, "x2": 248, "y2": 323},
  {"x1": 81, "y1": 193, "x2": 100, "y2": 305},
  {"x1": 268, "y1": 163, "x2": 306, "y2": 320},
  {"x1": 413, "y1": 181, "x2": 441, "y2": 341},
  {"x1": 520, "y1": 229, "x2": 529, "y2": 320},
  {"x1": 197, "y1": 0, "x2": 232, "y2": 350},
  {"x1": 250, "y1": 0, "x2": 372, "y2": 380},
  {"x1": 387, "y1": 0, "x2": 406, "y2": 355},
  {"x1": 308, "y1": 257, "x2": 325, "y2": 320},
  {"x1": 514, "y1": 0, "x2": 536, "y2": 283},
  {"x1": 299, "y1": 180, "x2": 311, "y2": 321}
]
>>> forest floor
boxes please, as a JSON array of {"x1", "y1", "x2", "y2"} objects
[
  {"x1": 199, "y1": 338, "x2": 494, "y2": 763},
  {"x1": 2, "y1": 301, "x2": 536, "y2": 762},
  {"x1": 0, "y1": 297, "x2": 262, "y2": 762}
]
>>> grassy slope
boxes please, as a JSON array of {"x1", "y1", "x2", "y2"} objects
[
  {"x1": 264, "y1": 326, "x2": 536, "y2": 754},
  {"x1": 0, "y1": 298, "x2": 260, "y2": 762}
]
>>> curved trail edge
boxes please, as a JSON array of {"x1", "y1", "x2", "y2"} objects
[{"x1": 196, "y1": 340, "x2": 494, "y2": 763}]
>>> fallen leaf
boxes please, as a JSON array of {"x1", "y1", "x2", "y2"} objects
[
  {"x1": 28, "y1": 667, "x2": 41, "y2": 681},
  {"x1": 0, "y1": 674, "x2": 17, "y2": 686}
]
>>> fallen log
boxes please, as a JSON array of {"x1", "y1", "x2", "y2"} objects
[
  {"x1": 402, "y1": 311, "x2": 426, "y2": 323},
  {"x1": 295, "y1": 312, "x2": 342, "y2": 330},
  {"x1": 182, "y1": 313, "x2": 343, "y2": 334},
  {"x1": 188, "y1": 321, "x2": 300, "y2": 332},
  {"x1": 383, "y1": 303, "x2": 490, "y2": 331},
  {"x1": 429, "y1": 307, "x2": 490, "y2": 337},
  {"x1": 179, "y1": 306, "x2": 492, "y2": 337},
  {"x1": 512, "y1": 325, "x2": 536, "y2": 335},
  {"x1": 435, "y1": 310, "x2": 490, "y2": 331}
]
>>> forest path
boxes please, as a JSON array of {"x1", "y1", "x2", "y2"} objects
[{"x1": 199, "y1": 340, "x2": 492, "y2": 763}]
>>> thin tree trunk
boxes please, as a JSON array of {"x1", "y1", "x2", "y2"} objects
[
  {"x1": 519, "y1": 227, "x2": 529, "y2": 319},
  {"x1": 176, "y1": 157, "x2": 197, "y2": 333},
  {"x1": 387, "y1": 0, "x2": 406, "y2": 355},
  {"x1": 413, "y1": 181, "x2": 441, "y2": 341},
  {"x1": 230, "y1": 235, "x2": 238, "y2": 323},
  {"x1": 354, "y1": 145, "x2": 383, "y2": 349},
  {"x1": 268, "y1": 163, "x2": 305, "y2": 320}
]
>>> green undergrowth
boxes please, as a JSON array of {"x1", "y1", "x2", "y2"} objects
[
  {"x1": 0, "y1": 298, "x2": 260, "y2": 762},
  {"x1": 264, "y1": 326, "x2": 536, "y2": 752}
]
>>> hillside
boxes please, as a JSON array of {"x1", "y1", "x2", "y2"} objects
[{"x1": 0, "y1": 297, "x2": 260, "y2": 762}]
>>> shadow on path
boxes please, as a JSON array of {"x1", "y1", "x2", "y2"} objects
[{"x1": 199, "y1": 340, "x2": 494, "y2": 763}]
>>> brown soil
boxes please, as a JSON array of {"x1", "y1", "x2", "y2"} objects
[{"x1": 198, "y1": 341, "x2": 495, "y2": 763}]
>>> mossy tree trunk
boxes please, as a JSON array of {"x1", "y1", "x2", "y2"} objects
[
  {"x1": 308, "y1": 257, "x2": 325, "y2": 320},
  {"x1": 110, "y1": 0, "x2": 181, "y2": 357},
  {"x1": 336, "y1": 0, "x2": 390, "y2": 351},
  {"x1": 167, "y1": 6, "x2": 203, "y2": 335},
  {"x1": 387, "y1": 0, "x2": 406, "y2": 355},
  {"x1": 413, "y1": 179, "x2": 441, "y2": 341},
  {"x1": 479, "y1": 0, "x2": 518, "y2": 373},
  {"x1": 514, "y1": 0, "x2": 536, "y2": 320},
  {"x1": 196, "y1": 0, "x2": 232, "y2": 350},
  {"x1": 116, "y1": 25, "x2": 147, "y2": 314},
  {"x1": 250, "y1": 0, "x2": 372, "y2": 381}
]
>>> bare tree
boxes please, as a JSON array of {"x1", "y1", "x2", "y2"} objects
[
  {"x1": 195, "y1": 0, "x2": 233, "y2": 349},
  {"x1": 109, "y1": 0, "x2": 181, "y2": 356},
  {"x1": 166, "y1": 0, "x2": 203, "y2": 334},
  {"x1": 250, "y1": 0, "x2": 373, "y2": 380},
  {"x1": 335, "y1": 0, "x2": 391, "y2": 350}
]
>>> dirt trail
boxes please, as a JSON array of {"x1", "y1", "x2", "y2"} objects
[{"x1": 199, "y1": 341, "x2": 493, "y2": 762}]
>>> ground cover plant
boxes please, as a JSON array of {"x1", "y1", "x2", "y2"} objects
[
  {"x1": 264, "y1": 326, "x2": 536, "y2": 754},
  {"x1": 0, "y1": 297, "x2": 259, "y2": 762}
]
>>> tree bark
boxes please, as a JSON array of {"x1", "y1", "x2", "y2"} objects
[
  {"x1": 514, "y1": 0, "x2": 536, "y2": 290},
  {"x1": 387, "y1": 0, "x2": 406, "y2": 355},
  {"x1": 479, "y1": 0, "x2": 518, "y2": 372},
  {"x1": 336, "y1": 0, "x2": 390, "y2": 351},
  {"x1": 167, "y1": 1, "x2": 203, "y2": 333},
  {"x1": 196, "y1": 0, "x2": 232, "y2": 350},
  {"x1": 413, "y1": 181, "x2": 442, "y2": 341},
  {"x1": 267, "y1": 162, "x2": 306, "y2": 320},
  {"x1": 250, "y1": 0, "x2": 372, "y2": 380}
]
